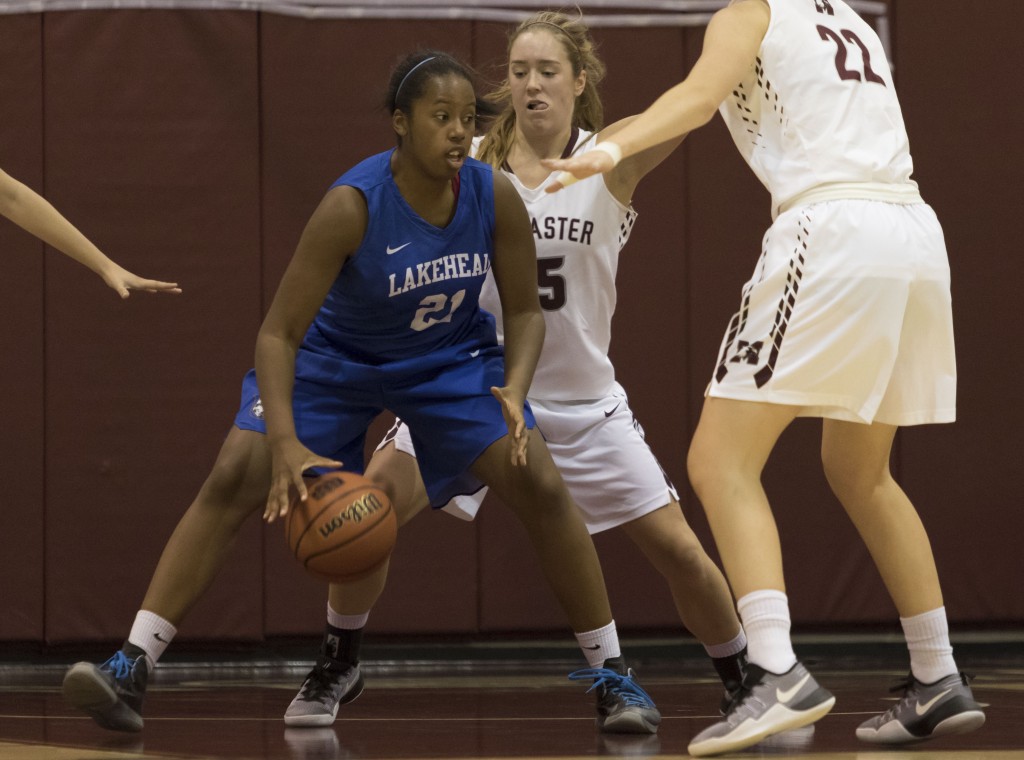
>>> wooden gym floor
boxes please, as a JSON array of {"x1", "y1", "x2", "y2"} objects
[{"x1": 1, "y1": 635, "x2": 1021, "y2": 759}]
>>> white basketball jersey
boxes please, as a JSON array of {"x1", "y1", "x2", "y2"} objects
[
  {"x1": 473, "y1": 131, "x2": 637, "y2": 400},
  {"x1": 719, "y1": 0, "x2": 917, "y2": 216}
]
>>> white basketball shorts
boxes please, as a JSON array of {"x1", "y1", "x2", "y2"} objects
[
  {"x1": 709, "y1": 199, "x2": 956, "y2": 425},
  {"x1": 376, "y1": 382, "x2": 679, "y2": 534}
]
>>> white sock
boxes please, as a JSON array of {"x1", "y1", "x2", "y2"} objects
[
  {"x1": 737, "y1": 590, "x2": 797, "y2": 674},
  {"x1": 127, "y1": 610, "x2": 177, "y2": 668},
  {"x1": 327, "y1": 604, "x2": 369, "y2": 630},
  {"x1": 575, "y1": 620, "x2": 621, "y2": 668},
  {"x1": 703, "y1": 629, "x2": 748, "y2": 659},
  {"x1": 901, "y1": 607, "x2": 958, "y2": 684}
]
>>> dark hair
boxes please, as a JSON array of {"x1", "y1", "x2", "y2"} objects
[{"x1": 385, "y1": 50, "x2": 495, "y2": 117}]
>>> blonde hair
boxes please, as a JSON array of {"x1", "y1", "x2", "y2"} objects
[{"x1": 477, "y1": 10, "x2": 605, "y2": 169}]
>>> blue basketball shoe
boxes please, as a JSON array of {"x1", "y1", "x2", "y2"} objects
[
  {"x1": 569, "y1": 658, "x2": 661, "y2": 734},
  {"x1": 63, "y1": 650, "x2": 150, "y2": 732}
]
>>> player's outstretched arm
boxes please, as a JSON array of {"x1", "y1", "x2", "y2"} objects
[
  {"x1": 543, "y1": 0, "x2": 770, "y2": 192},
  {"x1": 0, "y1": 167, "x2": 180, "y2": 298},
  {"x1": 489, "y1": 172, "x2": 543, "y2": 466},
  {"x1": 256, "y1": 185, "x2": 361, "y2": 521}
]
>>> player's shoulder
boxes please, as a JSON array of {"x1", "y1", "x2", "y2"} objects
[
  {"x1": 462, "y1": 154, "x2": 492, "y2": 175},
  {"x1": 459, "y1": 156, "x2": 497, "y2": 202},
  {"x1": 569, "y1": 129, "x2": 598, "y2": 156},
  {"x1": 330, "y1": 149, "x2": 392, "y2": 193},
  {"x1": 710, "y1": 0, "x2": 771, "y2": 34}
]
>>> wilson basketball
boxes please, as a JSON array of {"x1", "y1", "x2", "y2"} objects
[{"x1": 286, "y1": 470, "x2": 397, "y2": 583}]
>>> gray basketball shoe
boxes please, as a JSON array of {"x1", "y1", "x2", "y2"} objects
[
  {"x1": 63, "y1": 650, "x2": 150, "y2": 732},
  {"x1": 856, "y1": 671, "x2": 985, "y2": 744},
  {"x1": 284, "y1": 658, "x2": 364, "y2": 727},
  {"x1": 687, "y1": 661, "x2": 835, "y2": 757}
]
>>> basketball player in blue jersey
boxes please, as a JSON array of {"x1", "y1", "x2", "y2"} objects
[
  {"x1": 62, "y1": 50, "x2": 657, "y2": 736},
  {"x1": 284, "y1": 11, "x2": 748, "y2": 737},
  {"x1": 545, "y1": 0, "x2": 985, "y2": 754},
  {"x1": 0, "y1": 166, "x2": 180, "y2": 298}
]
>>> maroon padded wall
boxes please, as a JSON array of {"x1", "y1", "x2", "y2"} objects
[
  {"x1": 0, "y1": 14, "x2": 45, "y2": 641},
  {"x1": 1, "y1": 1, "x2": 1021, "y2": 647},
  {"x1": 889, "y1": 0, "x2": 1024, "y2": 622},
  {"x1": 39, "y1": 10, "x2": 264, "y2": 643}
]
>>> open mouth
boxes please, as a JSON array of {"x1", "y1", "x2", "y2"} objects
[{"x1": 527, "y1": 100, "x2": 547, "y2": 111}]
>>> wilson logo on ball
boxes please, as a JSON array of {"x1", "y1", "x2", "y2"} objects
[
  {"x1": 319, "y1": 491, "x2": 387, "y2": 537},
  {"x1": 287, "y1": 471, "x2": 398, "y2": 583}
]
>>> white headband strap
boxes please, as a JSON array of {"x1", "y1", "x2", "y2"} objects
[{"x1": 395, "y1": 56, "x2": 437, "y2": 102}]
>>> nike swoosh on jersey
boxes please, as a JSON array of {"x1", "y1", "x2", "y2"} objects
[
  {"x1": 386, "y1": 242, "x2": 412, "y2": 255},
  {"x1": 604, "y1": 403, "x2": 620, "y2": 418},
  {"x1": 470, "y1": 349, "x2": 480, "y2": 358},
  {"x1": 915, "y1": 689, "x2": 952, "y2": 716},
  {"x1": 777, "y1": 673, "x2": 811, "y2": 703}
]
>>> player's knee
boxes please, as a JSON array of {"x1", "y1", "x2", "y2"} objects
[
  {"x1": 533, "y1": 464, "x2": 571, "y2": 504},
  {"x1": 199, "y1": 444, "x2": 268, "y2": 518},
  {"x1": 508, "y1": 465, "x2": 573, "y2": 519},
  {"x1": 655, "y1": 537, "x2": 709, "y2": 581},
  {"x1": 821, "y1": 450, "x2": 886, "y2": 505},
  {"x1": 686, "y1": 443, "x2": 717, "y2": 501}
]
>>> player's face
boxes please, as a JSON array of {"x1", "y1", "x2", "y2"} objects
[
  {"x1": 508, "y1": 29, "x2": 585, "y2": 135},
  {"x1": 398, "y1": 73, "x2": 477, "y2": 179}
]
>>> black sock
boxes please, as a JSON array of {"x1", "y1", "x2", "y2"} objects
[
  {"x1": 712, "y1": 646, "x2": 747, "y2": 690},
  {"x1": 121, "y1": 641, "x2": 147, "y2": 661},
  {"x1": 323, "y1": 624, "x2": 362, "y2": 666},
  {"x1": 602, "y1": 655, "x2": 627, "y2": 674}
]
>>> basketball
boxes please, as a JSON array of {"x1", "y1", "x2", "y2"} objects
[{"x1": 286, "y1": 470, "x2": 397, "y2": 583}]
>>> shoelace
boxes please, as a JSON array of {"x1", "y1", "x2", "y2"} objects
[
  {"x1": 102, "y1": 651, "x2": 135, "y2": 680},
  {"x1": 299, "y1": 668, "x2": 337, "y2": 702},
  {"x1": 887, "y1": 670, "x2": 972, "y2": 696},
  {"x1": 299, "y1": 658, "x2": 350, "y2": 702},
  {"x1": 721, "y1": 682, "x2": 751, "y2": 715},
  {"x1": 567, "y1": 667, "x2": 656, "y2": 708},
  {"x1": 887, "y1": 674, "x2": 916, "y2": 696}
]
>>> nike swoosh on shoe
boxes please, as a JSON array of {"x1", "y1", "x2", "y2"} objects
[
  {"x1": 915, "y1": 689, "x2": 952, "y2": 716},
  {"x1": 777, "y1": 674, "x2": 811, "y2": 703}
]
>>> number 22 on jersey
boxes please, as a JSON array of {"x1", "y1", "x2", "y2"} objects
[{"x1": 812, "y1": 0, "x2": 887, "y2": 87}]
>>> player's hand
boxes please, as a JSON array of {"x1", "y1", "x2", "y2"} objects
[
  {"x1": 490, "y1": 386, "x2": 528, "y2": 466},
  {"x1": 102, "y1": 264, "x2": 182, "y2": 299},
  {"x1": 264, "y1": 438, "x2": 343, "y2": 523},
  {"x1": 541, "y1": 149, "x2": 617, "y2": 193}
]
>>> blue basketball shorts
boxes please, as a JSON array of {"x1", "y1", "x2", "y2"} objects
[{"x1": 234, "y1": 330, "x2": 534, "y2": 507}]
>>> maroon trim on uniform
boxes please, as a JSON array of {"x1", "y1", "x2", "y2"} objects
[
  {"x1": 562, "y1": 126, "x2": 580, "y2": 158},
  {"x1": 502, "y1": 126, "x2": 581, "y2": 174}
]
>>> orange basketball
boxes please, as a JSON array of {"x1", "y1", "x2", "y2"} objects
[{"x1": 286, "y1": 470, "x2": 397, "y2": 583}]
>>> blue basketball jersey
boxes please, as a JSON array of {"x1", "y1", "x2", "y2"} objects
[{"x1": 311, "y1": 150, "x2": 498, "y2": 362}]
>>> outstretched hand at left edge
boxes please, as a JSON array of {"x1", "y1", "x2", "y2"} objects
[
  {"x1": 490, "y1": 385, "x2": 528, "y2": 466},
  {"x1": 101, "y1": 263, "x2": 182, "y2": 299}
]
